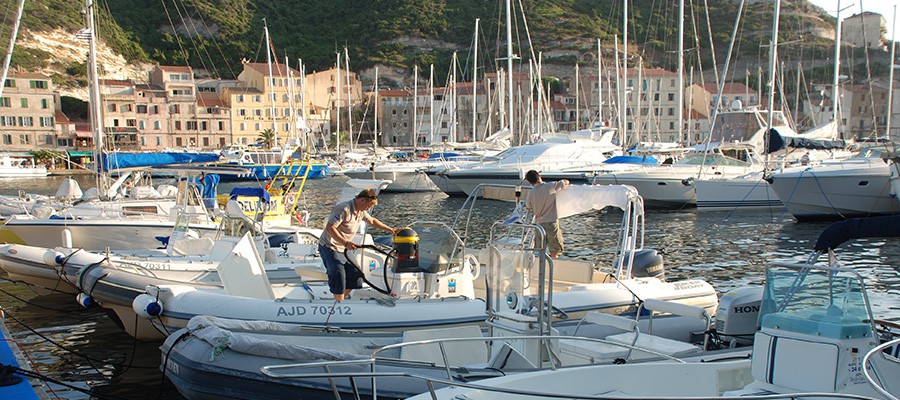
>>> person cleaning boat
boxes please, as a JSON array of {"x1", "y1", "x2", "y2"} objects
[
  {"x1": 318, "y1": 189, "x2": 399, "y2": 301},
  {"x1": 524, "y1": 170, "x2": 569, "y2": 258}
]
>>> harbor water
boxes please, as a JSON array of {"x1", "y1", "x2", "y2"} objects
[{"x1": 0, "y1": 175, "x2": 898, "y2": 399}]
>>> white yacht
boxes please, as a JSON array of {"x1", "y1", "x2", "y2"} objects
[
  {"x1": 0, "y1": 155, "x2": 48, "y2": 178},
  {"x1": 767, "y1": 145, "x2": 900, "y2": 220},
  {"x1": 439, "y1": 134, "x2": 620, "y2": 196}
]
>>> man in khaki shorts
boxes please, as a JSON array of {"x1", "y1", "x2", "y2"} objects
[{"x1": 524, "y1": 170, "x2": 569, "y2": 258}]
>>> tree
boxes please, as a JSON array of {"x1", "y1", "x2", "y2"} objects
[{"x1": 257, "y1": 129, "x2": 276, "y2": 148}]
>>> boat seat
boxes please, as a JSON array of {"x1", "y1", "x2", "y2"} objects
[
  {"x1": 216, "y1": 234, "x2": 275, "y2": 300},
  {"x1": 550, "y1": 258, "x2": 595, "y2": 284},
  {"x1": 399, "y1": 325, "x2": 487, "y2": 366},
  {"x1": 578, "y1": 311, "x2": 701, "y2": 361},
  {"x1": 285, "y1": 242, "x2": 318, "y2": 260}
]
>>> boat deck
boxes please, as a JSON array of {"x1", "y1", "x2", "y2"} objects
[{"x1": 0, "y1": 308, "x2": 49, "y2": 400}]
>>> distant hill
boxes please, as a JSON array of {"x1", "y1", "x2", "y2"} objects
[{"x1": 2, "y1": 0, "x2": 849, "y2": 92}]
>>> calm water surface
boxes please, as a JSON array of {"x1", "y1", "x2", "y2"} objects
[{"x1": 0, "y1": 175, "x2": 898, "y2": 399}]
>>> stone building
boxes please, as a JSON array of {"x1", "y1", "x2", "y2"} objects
[
  {"x1": 842, "y1": 12, "x2": 887, "y2": 50},
  {"x1": 0, "y1": 72, "x2": 59, "y2": 151}
]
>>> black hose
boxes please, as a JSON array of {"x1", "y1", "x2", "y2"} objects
[{"x1": 343, "y1": 244, "x2": 397, "y2": 295}]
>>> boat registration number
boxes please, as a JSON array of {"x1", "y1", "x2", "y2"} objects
[{"x1": 276, "y1": 305, "x2": 352, "y2": 317}]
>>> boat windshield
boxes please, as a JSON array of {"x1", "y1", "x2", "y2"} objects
[
  {"x1": 676, "y1": 152, "x2": 751, "y2": 167},
  {"x1": 412, "y1": 222, "x2": 463, "y2": 274},
  {"x1": 759, "y1": 264, "x2": 873, "y2": 338},
  {"x1": 853, "y1": 145, "x2": 895, "y2": 159}
]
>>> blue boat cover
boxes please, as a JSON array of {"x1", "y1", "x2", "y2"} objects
[
  {"x1": 814, "y1": 215, "x2": 900, "y2": 251},
  {"x1": 101, "y1": 152, "x2": 221, "y2": 171},
  {"x1": 765, "y1": 128, "x2": 846, "y2": 154},
  {"x1": 229, "y1": 187, "x2": 270, "y2": 202},
  {"x1": 604, "y1": 155, "x2": 658, "y2": 165}
]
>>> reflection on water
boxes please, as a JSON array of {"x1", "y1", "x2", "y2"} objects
[{"x1": 0, "y1": 175, "x2": 898, "y2": 399}]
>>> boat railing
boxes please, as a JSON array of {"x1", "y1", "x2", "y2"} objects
[
  {"x1": 863, "y1": 336, "x2": 900, "y2": 400},
  {"x1": 259, "y1": 334, "x2": 689, "y2": 400}
]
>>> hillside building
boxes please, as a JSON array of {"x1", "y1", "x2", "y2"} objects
[
  {"x1": 842, "y1": 12, "x2": 887, "y2": 50},
  {"x1": 0, "y1": 72, "x2": 60, "y2": 151}
]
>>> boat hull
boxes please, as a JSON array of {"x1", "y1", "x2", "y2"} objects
[
  {"x1": 768, "y1": 162, "x2": 900, "y2": 220},
  {"x1": 694, "y1": 178, "x2": 782, "y2": 210},
  {"x1": 343, "y1": 169, "x2": 441, "y2": 192}
]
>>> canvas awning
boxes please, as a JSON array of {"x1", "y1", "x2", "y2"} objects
[{"x1": 67, "y1": 150, "x2": 93, "y2": 157}]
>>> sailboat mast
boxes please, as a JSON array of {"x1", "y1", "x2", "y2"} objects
[
  {"x1": 430, "y1": 64, "x2": 435, "y2": 145},
  {"x1": 505, "y1": 0, "x2": 515, "y2": 143},
  {"x1": 575, "y1": 63, "x2": 580, "y2": 130},
  {"x1": 888, "y1": 6, "x2": 897, "y2": 140},
  {"x1": 473, "y1": 18, "x2": 479, "y2": 142},
  {"x1": 345, "y1": 48, "x2": 353, "y2": 153},
  {"x1": 413, "y1": 65, "x2": 418, "y2": 148},
  {"x1": 86, "y1": 0, "x2": 104, "y2": 191},
  {"x1": 764, "y1": 0, "x2": 781, "y2": 133},
  {"x1": 622, "y1": 0, "x2": 628, "y2": 146},
  {"x1": 452, "y1": 51, "x2": 458, "y2": 144},
  {"x1": 0, "y1": 0, "x2": 25, "y2": 100},
  {"x1": 374, "y1": 67, "x2": 379, "y2": 151},
  {"x1": 597, "y1": 39, "x2": 602, "y2": 125},
  {"x1": 832, "y1": 0, "x2": 843, "y2": 126},
  {"x1": 263, "y1": 20, "x2": 278, "y2": 146},
  {"x1": 335, "y1": 52, "x2": 341, "y2": 155},
  {"x1": 677, "y1": 0, "x2": 685, "y2": 145}
]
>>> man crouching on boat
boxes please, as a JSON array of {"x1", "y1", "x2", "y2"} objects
[{"x1": 318, "y1": 189, "x2": 399, "y2": 301}]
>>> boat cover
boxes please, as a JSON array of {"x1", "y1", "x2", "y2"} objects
[
  {"x1": 604, "y1": 155, "x2": 658, "y2": 165},
  {"x1": 101, "y1": 152, "x2": 221, "y2": 171},
  {"x1": 229, "y1": 187, "x2": 271, "y2": 202},
  {"x1": 556, "y1": 185, "x2": 642, "y2": 219},
  {"x1": 813, "y1": 215, "x2": 900, "y2": 251},
  {"x1": 765, "y1": 127, "x2": 846, "y2": 154},
  {"x1": 186, "y1": 315, "x2": 368, "y2": 362}
]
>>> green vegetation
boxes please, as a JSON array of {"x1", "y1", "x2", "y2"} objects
[{"x1": 0, "y1": 0, "x2": 853, "y2": 85}]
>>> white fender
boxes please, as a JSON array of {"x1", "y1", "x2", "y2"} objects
[
  {"x1": 133, "y1": 294, "x2": 163, "y2": 319},
  {"x1": 75, "y1": 292, "x2": 95, "y2": 308},
  {"x1": 42, "y1": 250, "x2": 65, "y2": 266}
]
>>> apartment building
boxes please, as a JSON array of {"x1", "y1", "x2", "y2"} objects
[
  {"x1": 842, "y1": 12, "x2": 887, "y2": 50},
  {"x1": 0, "y1": 72, "x2": 58, "y2": 151},
  {"x1": 225, "y1": 62, "x2": 306, "y2": 147}
]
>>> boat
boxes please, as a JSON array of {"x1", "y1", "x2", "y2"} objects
[
  {"x1": 343, "y1": 153, "x2": 478, "y2": 193},
  {"x1": 592, "y1": 143, "x2": 763, "y2": 208},
  {"x1": 0, "y1": 155, "x2": 47, "y2": 178},
  {"x1": 215, "y1": 145, "x2": 329, "y2": 181},
  {"x1": 438, "y1": 135, "x2": 620, "y2": 196},
  {"x1": 134, "y1": 184, "x2": 718, "y2": 337},
  {"x1": 408, "y1": 216, "x2": 900, "y2": 400},
  {"x1": 694, "y1": 170, "x2": 783, "y2": 210},
  {"x1": 767, "y1": 144, "x2": 900, "y2": 220}
]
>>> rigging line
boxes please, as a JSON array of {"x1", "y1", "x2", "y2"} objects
[
  {"x1": 158, "y1": 0, "x2": 190, "y2": 63},
  {"x1": 169, "y1": 0, "x2": 210, "y2": 73},
  {"x1": 702, "y1": 0, "x2": 719, "y2": 91},
  {"x1": 170, "y1": 0, "x2": 216, "y2": 78},
  {"x1": 182, "y1": 0, "x2": 230, "y2": 78}
]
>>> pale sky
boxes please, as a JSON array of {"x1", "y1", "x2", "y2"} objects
[{"x1": 809, "y1": 0, "x2": 900, "y2": 40}]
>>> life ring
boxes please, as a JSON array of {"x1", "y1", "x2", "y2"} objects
[
  {"x1": 285, "y1": 193, "x2": 296, "y2": 206},
  {"x1": 293, "y1": 209, "x2": 309, "y2": 226}
]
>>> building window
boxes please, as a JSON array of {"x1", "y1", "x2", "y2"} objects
[
  {"x1": 156, "y1": 136, "x2": 162, "y2": 145},
  {"x1": 41, "y1": 99, "x2": 50, "y2": 109},
  {"x1": 44, "y1": 134, "x2": 54, "y2": 145},
  {"x1": 29, "y1": 80, "x2": 47, "y2": 89},
  {"x1": 254, "y1": 123, "x2": 260, "y2": 131},
  {"x1": 0, "y1": 97, "x2": 9, "y2": 107},
  {"x1": 668, "y1": 108, "x2": 674, "y2": 116},
  {"x1": 127, "y1": 119, "x2": 136, "y2": 127},
  {"x1": 253, "y1": 95, "x2": 262, "y2": 102},
  {"x1": 175, "y1": 121, "x2": 182, "y2": 130},
  {"x1": 240, "y1": 123, "x2": 245, "y2": 131},
  {"x1": 203, "y1": 137, "x2": 209, "y2": 147},
  {"x1": 136, "y1": 105, "x2": 147, "y2": 113},
  {"x1": 20, "y1": 98, "x2": 28, "y2": 108},
  {"x1": 176, "y1": 137, "x2": 183, "y2": 146},
  {"x1": 200, "y1": 121, "x2": 208, "y2": 130},
  {"x1": 187, "y1": 121, "x2": 197, "y2": 130},
  {"x1": 172, "y1": 89, "x2": 192, "y2": 96},
  {"x1": 19, "y1": 134, "x2": 30, "y2": 144},
  {"x1": 140, "y1": 137, "x2": 146, "y2": 146},
  {"x1": 40, "y1": 117, "x2": 53, "y2": 126},
  {"x1": 218, "y1": 121, "x2": 224, "y2": 130},
  {"x1": 154, "y1": 121, "x2": 161, "y2": 130},
  {"x1": 3, "y1": 79, "x2": 13, "y2": 88},
  {"x1": 238, "y1": 109, "x2": 246, "y2": 117},
  {"x1": 654, "y1": 93, "x2": 659, "y2": 101},
  {"x1": 20, "y1": 116, "x2": 33, "y2": 126},
  {"x1": 669, "y1": 122, "x2": 675, "y2": 130},
  {"x1": 2, "y1": 134, "x2": 10, "y2": 144},
  {"x1": 139, "y1": 121, "x2": 146, "y2": 130},
  {"x1": 668, "y1": 93, "x2": 675, "y2": 101},
  {"x1": 171, "y1": 104, "x2": 181, "y2": 114},
  {"x1": 254, "y1": 109, "x2": 262, "y2": 117},
  {"x1": 237, "y1": 95, "x2": 245, "y2": 103}
]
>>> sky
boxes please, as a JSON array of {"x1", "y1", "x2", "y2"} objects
[{"x1": 809, "y1": 0, "x2": 900, "y2": 40}]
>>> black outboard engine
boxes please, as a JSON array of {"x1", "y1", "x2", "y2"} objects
[
  {"x1": 623, "y1": 249, "x2": 665, "y2": 280},
  {"x1": 392, "y1": 227, "x2": 420, "y2": 273}
]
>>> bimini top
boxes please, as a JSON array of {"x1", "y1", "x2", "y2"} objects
[
  {"x1": 814, "y1": 215, "x2": 900, "y2": 251},
  {"x1": 555, "y1": 184, "x2": 643, "y2": 219}
]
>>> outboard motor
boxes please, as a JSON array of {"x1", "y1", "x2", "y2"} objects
[
  {"x1": 624, "y1": 249, "x2": 665, "y2": 280},
  {"x1": 714, "y1": 286, "x2": 763, "y2": 346},
  {"x1": 392, "y1": 227, "x2": 420, "y2": 273}
]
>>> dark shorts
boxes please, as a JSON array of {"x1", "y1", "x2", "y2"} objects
[{"x1": 319, "y1": 244, "x2": 364, "y2": 294}]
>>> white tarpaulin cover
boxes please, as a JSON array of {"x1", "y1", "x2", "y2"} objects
[
  {"x1": 555, "y1": 184, "x2": 641, "y2": 220},
  {"x1": 187, "y1": 315, "x2": 368, "y2": 362}
]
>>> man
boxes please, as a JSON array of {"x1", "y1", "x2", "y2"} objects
[
  {"x1": 318, "y1": 189, "x2": 399, "y2": 301},
  {"x1": 524, "y1": 170, "x2": 569, "y2": 258}
]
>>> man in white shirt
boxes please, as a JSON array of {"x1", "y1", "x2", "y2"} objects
[{"x1": 524, "y1": 170, "x2": 569, "y2": 258}]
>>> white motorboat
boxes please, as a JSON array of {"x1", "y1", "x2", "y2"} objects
[
  {"x1": 767, "y1": 145, "x2": 900, "y2": 220},
  {"x1": 132, "y1": 184, "x2": 718, "y2": 338},
  {"x1": 440, "y1": 135, "x2": 620, "y2": 196},
  {"x1": 410, "y1": 216, "x2": 900, "y2": 399},
  {"x1": 592, "y1": 144, "x2": 763, "y2": 208},
  {"x1": 0, "y1": 155, "x2": 48, "y2": 178},
  {"x1": 343, "y1": 160, "x2": 441, "y2": 192}
]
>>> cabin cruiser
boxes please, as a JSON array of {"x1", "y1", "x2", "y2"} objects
[
  {"x1": 437, "y1": 134, "x2": 621, "y2": 196},
  {"x1": 0, "y1": 155, "x2": 48, "y2": 178}
]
